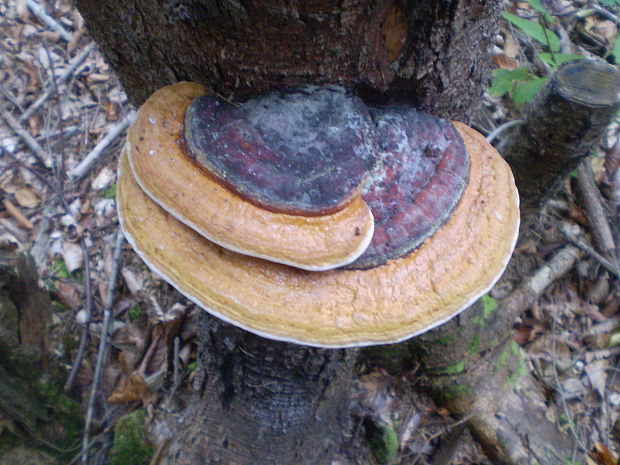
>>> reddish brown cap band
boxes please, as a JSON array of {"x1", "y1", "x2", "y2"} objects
[
  {"x1": 347, "y1": 109, "x2": 469, "y2": 269},
  {"x1": 118, "y1": 123, "x2": 519, "y2": 347},
  {"x1": 184, "y1": 87, "x2": 376, "y2": 215}
]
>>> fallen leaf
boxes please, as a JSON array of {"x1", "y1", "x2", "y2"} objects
[
  {"x1": 14, "y1": 187, "x2": 40, "y2": 208},
  {"x1": 91, "y1": 167, "x2": 115, "y2": 191},
  {"x1": 61, "y1": 241, "x2": 83, "y2": 273},
  {"x1": 591, "y1": 20, "x2": 617, "y2": 46},
  {"x1": 585, "y1": 359, "x2": 609, "y2": 399},
  {"x1": 591, "y1": 442, "x2": 618, "y2": 465},
  {"x1": 56, "y1": 280, "x2": 82, "y2": 310},
  {"x1": 108, "y1": 373, "x2": 149, "y2": 404},
  {"x1": 492, "y1": 54, "x2": 520, "y2": 70},
  {"x1": 122, "y1": 267, "x2": 144, "y2": 295}
]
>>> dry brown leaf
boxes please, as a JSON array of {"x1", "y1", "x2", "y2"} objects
[
  {"x1": 39, "y1": 30, "x2": 62, "y2": 43},
  {"x1": 591, "y1": 20, "x2": 618, "y2": 47},
  {"x1": 108, "y1": 372, "x2": 149, "y2": 404},
  {"x1": 56, "y1": 280, "x2": 82, "y2": 310},
  {"x1": 119, "y1": 350, "x2": 138, "y2": 376},
  {"x1": 503, "y1": 31, "x2": 519, "y2": 59},
  {"x1": 492, "y1": 54, "x2": 519, "y2": 70},
  {"x1": 14, "y1": 186, "x2": 39, "y2": 208},
  {"x1": 591, "y1": 442, "x2": 618, "y2": 465},
  {"x1": 104, "y1": 100, "x2": 121, "y2": 121},
  {"x1": 91, "y1": 166, "x2": 115, "y2": 191},
  {"x1": 87, "y1": 73, "x2": 109, "y2": 82},
  {"x1": 61, "y1": 240, "x2": 83, "y2": 273},
  {"x1": 585, "y1": 359, "x2": 609, "y2": 399},
  {"x1": 122, "y1": 267, "x2": 144, "y2": 295}
]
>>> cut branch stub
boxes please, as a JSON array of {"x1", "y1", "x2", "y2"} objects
[
  {"x1": 348, "y1": 108, "x2": 469, "y2": 269},
  {"x1": 504, "y1": 59, "x2": 620, "y2": 211},
  {"x1": 184, "y1": 86, "x2": 376, "y2": 215}
]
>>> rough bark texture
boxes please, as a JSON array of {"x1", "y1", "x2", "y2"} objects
[
  {"x1": 75, "y1": 0, "x2": 500, "y2": 121},
  {"x1": 166, "y1": 315, "x2": 356, "y2": 465},
  {"x1": 74, "y1": 0, "x2": 502, "y2": 463},
  {"x1": 501, "y1": 60, "x2": 620, "y2": 214}
]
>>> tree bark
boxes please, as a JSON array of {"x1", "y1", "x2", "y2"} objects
[
  {"x1": 75, "y1": 0, "x2": 500, "y2": 120},
  {"x1": 167, "y1": 315, "x2": 356, "y2": 465},
  {"x1": 75, "y1": 1, "x2": 502, "y2": 463}
]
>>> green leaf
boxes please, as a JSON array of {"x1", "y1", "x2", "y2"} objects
[
  {"x1": 489, "y1": 67, "x2": 532, "y2": 96},
  {"x1": 50, "y1": 259, "x2": 70, "y2": 279},
  {"x1": 102, "y1": 183, "x2": 117, "y2": 199},
  {"x1": 613, "y1": 34, "x2": 620, "y2": 64},
  {"x1": 502, "y1": 12, "x2": 561, "y2": 52},
  {"x1": 600, "y1": 0, "x2": 620, "y2": 6},
  {"x1": 538, "y1": 52, "x2": 584, "y2": 68},
  {"x1": 512, "y1": 77, "x2": 548, "y2": 106},
  {"x1": 525, "y1": 0, "x2": 554, "y2": 23}
]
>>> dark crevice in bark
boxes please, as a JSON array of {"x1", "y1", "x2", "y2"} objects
[{"x1": 167, "y1": 314, "x2": 356, "y2": 465}]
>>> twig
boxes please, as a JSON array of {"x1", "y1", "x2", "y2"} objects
[
  {"x1": 576, "y1": 159, "x2": 617, "y2": 262},
  {"x1": 43, "y1": 40, "x2": 67, "y2": 182},
  {"x1": 64, "y1": 236, "x2": 93, "y2": 391},
  {"x1": 592, "y1": 4, "x2": 620, "y2": 26},
  {"x1": 26, "y1": 0, "x2": 72, "y2": 42},
  {"x1": 485, "y1": 119, "x2": 525, "y2": 143},
  {"x1": 502, "y1": 244, "x2": 583, "y2": 318},
  {"x1": 148, "y1": 438, "x2": 171, "y2": 465},
  {"x1": 0, "y1": 218, "x2": 29, "y2": 242},
  {"x1": 560, "y1": 223, "x2": 620, "y2": 280},
  {"x1": 71, "y1": 111, "x2": 136, "y2": 179},
  {"x1": 1, "y1": 109, "x2": 52, "y2": 168},
  {"x1": 20, "y1": 43, "x2": 95, "y2": 123},
  {"x1": 81, "y1": 230, "x2": 124, "y2": 465},
  {"x1": 551, "y1": 321, "x2": 587, "y2": 452},
  {"x1": 2, "y1": 199, "x2": 34, "y2": 229},
  {"x1": 0, "y1": 84, "x2": 24, "y2": 112}
]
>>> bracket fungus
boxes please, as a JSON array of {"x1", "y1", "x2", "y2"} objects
[
  {"x1": 126, "y1": 83, "x2": 375, "y2": 271},
  {"x1": 119, "y1": 82, "x2": 519, "y2": 347}
]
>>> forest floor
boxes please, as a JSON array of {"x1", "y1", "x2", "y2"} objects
[{"x1": 0, "y1": 0, "x2": 619, "y2": 464}]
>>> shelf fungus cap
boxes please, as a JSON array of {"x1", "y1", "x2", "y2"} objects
[
  {"x1": 118, "y1": 122, "x2": 520, "y2": 347},
  {"x1": 125, "y1": 82, "x2": 374, "y2": 271}
]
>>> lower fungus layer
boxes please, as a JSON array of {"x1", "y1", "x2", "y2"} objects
[
  {"x1": 118, "y1": 122, "x2": 519, "y2": 347},
  {"x1": 347, "y1": 108, "x2": 469, "y2": 269}
]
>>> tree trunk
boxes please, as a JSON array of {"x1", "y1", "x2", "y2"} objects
[
  {"x1": 75, "y1": 1, "x2": 502, "y2": 463},
  {"x1": 75, "y1": 0, "x2": 499, "y2": 120}
]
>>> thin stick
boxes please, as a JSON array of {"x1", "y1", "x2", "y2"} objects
[
  {"x1": 1, "y1": 109, "x2": 52, "y2": 168},
  {"x1": 43, "y1": 40, "x2": 66, "y2": 182},
  {"x1": 2, "y1": 199, "x2": 34, "y2": 229},
  {"x1": 561, "y1": 224, "x2": 620, "y2": 280},
  {"x1": 0, "y1": 84, "x2": 24, "y2": 112},
  {"x1": 26, "y1": 0, "x2": 72, "y2": 42},
  {"x1": 592, "y1": 4, "x2": 620, "y2": 26},
  {"x1": 71, "y1": 111, "x2": 135, "y2": 179},
  {"x1": 502, "y1": 244, "x2": 583, "y2": 319},
  {"x1": 81, "y1": 230, "x2": 124, "y2": 465},
  {"x1": 20, "y1": 43, "x2": 95, "y2": 123},
  {"x1": 576, "y1": 160, "x2": 617, "y2": 261},
  {"x1": 485, "y1": 119, "x2": 525, "y2": 143},
  {"x1": 64, "y1": 236, "x2": 93, "y2": 391}
]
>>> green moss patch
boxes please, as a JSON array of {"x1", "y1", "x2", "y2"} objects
[{"x1": 111, "y1": 410, "x2": 153, "y2": 465}]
